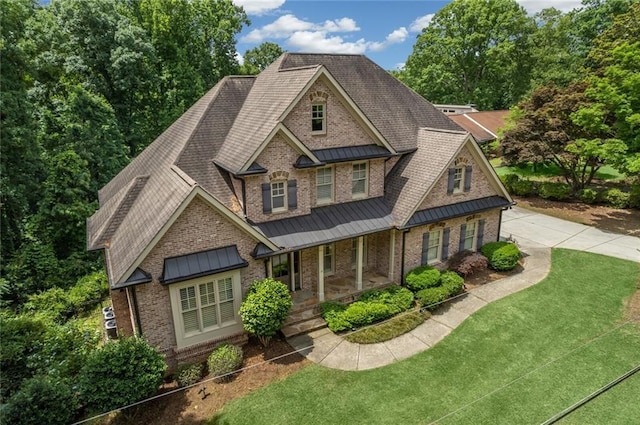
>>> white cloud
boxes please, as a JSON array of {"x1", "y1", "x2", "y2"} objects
[
  {"x1": 516, "y1": 0, "x2": 583, "y2": 14},
  {"x1": 409, "y1": 13, "x2": 434, "y2": 32},
  {"x1": 287, "y1": 31, "x2": 369, "y2": 54},
  {"x1": 369, "y1": 27, "x2": 408, "y2": 52},
  {"x1": 236, "y1": 51, "x2": 244, "y2": 65},
  {"x1": 241, "y1": 14, "x2": 359, "y2": 43},
  {"x1": 233, "y1": 0, "x2": 286, "y2": 15}
]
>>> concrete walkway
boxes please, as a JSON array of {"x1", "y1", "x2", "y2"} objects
[{"x1": 287, "y1": 207, "x2": 640, "y2": 371}]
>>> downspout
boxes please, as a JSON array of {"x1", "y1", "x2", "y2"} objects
[
  {"x1": 129, "y1": 286, "x2": 143, "y2": 336},
  {"x1": 400, "y1": 229, "x2": 409, "y2": 285},
  {"x1": 497, "y1": 209, "x2": 503, "y2": 242}
]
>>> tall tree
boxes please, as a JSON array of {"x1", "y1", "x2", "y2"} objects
[
  {"x1": 501, "y1": 82, "x2": 627, "y2": 192},
  {"x1": 401, "y1": 0, "x2": 535, "y2": 110},
  {"x1": 240, "y1": 42, "x2": 285, "y2": 75}
]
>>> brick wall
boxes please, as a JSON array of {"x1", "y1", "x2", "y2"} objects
[
  {"x1": 402, "y1": 209, "x2": 501, "y2": 274},
  {"x1": 124, "y1": 195, "x2": 266, "y2": 366},
  {"x1": 418, "y1": 146, "x2": 498, "y2": 211},
  {"x1": 284, "y1": 78, "x2": 374, "y2": 150}
]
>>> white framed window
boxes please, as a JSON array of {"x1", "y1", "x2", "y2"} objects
[
  {"x1": 427, "y1": 230, "x2": 442, "y2": 263},
  {"x1": 463, "y1": 221, "x2": 477, "y2": 251},
  {"x1": 352, "y1": 162, "x2": 368, "y2": 198},
  {"x1": 323, "y1": 244, "x2": 335, "y2": 276},
  {"x1": 453, "y1": 166, "x2": 464, "y2": 193},
  {"x1": 271, "y1": 181, "x2": 286, "y2": 212},
  {"x1": 170, "y1": 271, "x2": 242, "y2": 349},
  {"x1": 312, "y1": 104, "x2": 325, "y2": 133},
  {"x1": 316, "y1": 167, "x2": 333, "y2": 203},
  {"x1": 351, "y1": 237, "x2": 368, "y2": 270}
]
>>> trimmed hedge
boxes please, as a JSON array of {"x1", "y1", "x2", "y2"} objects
[
  {"x1": 208, "y1": 344, "x2": 243, "y2": 382},
  {"x1": 440, "y1": 271, "x2": 465, "y2": 295},
  {"x1": 415, "y1": 286, "x2": 450, "y2": 311},
  {"x1": 578, "y1": 188, "x2": 599, "y2": 204},
  {"x1": 358, "y1": 285, "x2": 414, "y2": 314},
  {"x1": 481, "y1": 241, "x2": 521, "y2": 271},
  {"x1": 511, "y1": 179, "x2": 535, "y2": 197},
  {"x1": 603, "y1": 188, "x2": 630, "y2": 209},
  {"x1": 405, "y1": 265, "x2": 441, "y2": 292},
  {"x1": 538, "y1": 182, "x2": 571, "y2": 200}
]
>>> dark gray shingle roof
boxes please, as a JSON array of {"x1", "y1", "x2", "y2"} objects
[{"x1": 255, "y1": 197, "x2": 394, "y2": 250}]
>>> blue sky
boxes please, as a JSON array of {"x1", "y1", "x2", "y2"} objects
[{"x1": 233, "y1": 0, "x2": 585, "y2": 70}]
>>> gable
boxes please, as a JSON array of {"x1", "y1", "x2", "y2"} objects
[{"x1": 283, "y1": 76, "x2": 385, "y2": 151}]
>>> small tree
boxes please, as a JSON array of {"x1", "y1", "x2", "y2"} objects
[
  {"x1": 239, "y1": 278, "x2": 292, "y2": 346},
  {"x1": 78, "y1": 336, "x2": 166, "y2": 414}
]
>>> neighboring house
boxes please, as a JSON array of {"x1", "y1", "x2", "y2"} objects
[
  {"x1": 434, "y1": 104, "x2": 479, "y2": 115},
  {"x1": 449, "y1": 110, "x2": 510, "y2": 144},
  {"x1": 87, "y1": 53, "x2": 513, "y2": 367}
]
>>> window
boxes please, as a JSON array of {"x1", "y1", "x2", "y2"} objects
[
  {"x1": 463, "y1": 221, "x2": 477, "y2": 251},
  {"x1": 316, "y1": 167, "x2": 333, "y2": 203},
  {"x1": 271, "y1": 181, "x2": 286, "y2": 212},
  {"x1": 351, "y1": 237, "x2": 368, "y2": 269},
  {"x1": 171, "y1": 271, "x2": 242, "y2": 349},
  {"x1": 352, "y1": 162, "x2": 368, "y2": 198},
  {"x1": 323, "y1": 244, "x2": 334, "y2": 275},
  {"x1": 312, "y1": 104, "x2": 325, "y2": 133},
  {"x1": 453, "y1": 167, "x2": 464, "y2": 193},
  {"x1": 427, "y1": 230, "x2": 442, "y2": 263}
]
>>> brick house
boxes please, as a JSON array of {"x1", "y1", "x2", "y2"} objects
[{"x1": 87, "y1": 53, "x2": 512, "y2": 367}]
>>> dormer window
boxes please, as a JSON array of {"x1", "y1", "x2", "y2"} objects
[
  {"x1": 270, "y1": 181, "x2": 287, "y2": 212},
  {"x1": 312, "y1": 104, "x2": 325, "y2": 133}
]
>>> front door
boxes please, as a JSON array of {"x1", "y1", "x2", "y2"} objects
[{"x1": 271, "y1": 252, "x2": 301, "y2": 291}]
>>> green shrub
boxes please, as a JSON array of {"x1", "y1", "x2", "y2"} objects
[
  {"x1": 78, "y1": 337, "x2": 166, "y2": 414},
  {"x1": 207, "y1": 343, "x2": 243, "y2": 382},
  {"x1": 1, "y1": 376, "x2": 76, "y2": 425},
  {"x1": 319, "y1": 301, "x2": 347, "y2": 316},
  {"x1": 481, "y1": 241, "x2": 521, "y2": 271},
  {"x1": 603, "y1": 188, "x2": 630, "y2": 209},
  {"x1": 415, "y1": 286, "x2": 450, "y2": 311},
  {"x1": 629, "y1": 184, "x2": 640, "y2": 209},
  {"x1": 239, "y1": 278, "x2": 292, "y2": 346},
  {"x1": 538, "y1": 182, "x2": 571, "y2": 200},
  {"x1": 344, "y1": 310, "x2": 429, "y2": 344},
  {"x1": 67, "y1": 271, "x2": 109, "y2": 313},
  {"x1": 499, "y1": 174, "x2": 520, "y2": 192},
  {"x1": 578, "y1": 188, "x2": 599, "y2": 204},
  {"x1": 175, "y1": 363, "x2": 204, "y2": 387},
  {"x1": 405, "y1": 265, "x2": 441, "y2": 292},
  {"x1": 358, "y1": 285, "x2": 414, "y2": 315},
  {"x1": 440, "y1": 271, "x2": 465, "y2": 295},
  {"x1": 511, "y1": 179, "x2": 535, "y2": 196},
  {"x1": 23, "y1": 288, "x2": 72, "y2": 322},
  {"x1": 341, "y1": 301, "x2": 391, "y2": 327},
  {"x1": 324, "y1": 309, "x2": 352, "y2": 332}
]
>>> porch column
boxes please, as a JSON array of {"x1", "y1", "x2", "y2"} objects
[
  {"x1": 267, "y1": 257, "x2": 273, "y2": 278},
  {"x1": 318, "y1": 246, "x2": 325, "y2": 302},
  {"x1": 389, "y1": 230, "x2": 396, "y2": 281},
  {"x1": 356, "y1": 236, "x2": 364, "y2": 291},
  {"x1": 289, "y1": 252, "x2": 296, "y2": 292}
]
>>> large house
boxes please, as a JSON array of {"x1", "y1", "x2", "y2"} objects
[{"x1": 87, "y1": 53, "x2": 512, "y2": 367}]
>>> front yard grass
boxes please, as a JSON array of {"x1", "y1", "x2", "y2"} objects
[{"x1": 211, "y1": 249, "x2": 640, "y2": 425}]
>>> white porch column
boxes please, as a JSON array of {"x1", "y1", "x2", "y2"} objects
[
  {"x1": 318, "y1": 246, "x2": 325, "y2": 302},
  {"x1": 267, "y1": 257, "x2": 273, "y2": 278},
  {"x1": 389, "y1": 230, "x2": 396, "y2": 281},
  {"x1": 356, "y1": 236, "x2": 364, "y2": 291}
]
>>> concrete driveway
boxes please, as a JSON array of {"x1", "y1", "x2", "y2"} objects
[{"x1": 501, "y1": 206, "x2": 640, "y2": 263}]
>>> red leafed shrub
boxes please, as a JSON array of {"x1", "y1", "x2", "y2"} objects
[{"x1": 449, "y1": 252, "x2": 488, "y2": 277}]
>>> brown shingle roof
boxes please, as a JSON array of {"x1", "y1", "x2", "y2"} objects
[{"x1": 449, "y1": 110, "x2": 509, "y2": 142}]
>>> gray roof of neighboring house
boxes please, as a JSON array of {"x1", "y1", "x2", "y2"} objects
[
  {"x1": 403, "y1": 196, "x2": 512, "y2": 229},
  {"x1": 385, "y1": 128, "x2": 470, "y2": 226},
  {"x1": 254, "y1": 197, "x2": 394, "y2": 250}
]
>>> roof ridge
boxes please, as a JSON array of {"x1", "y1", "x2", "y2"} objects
[{"x1": 420, "y1": 126, "x2": 468, "y2": 135}]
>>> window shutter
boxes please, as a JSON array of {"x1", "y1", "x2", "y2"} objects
[
  {"x1": 477, "y1": 219, "x2": 485, "y2": 250},
  {"x1": 421, "y1": 232, "x2": 430, "y2": 265},
  {"x1": 262, "y1": 183, "x2": 271, "y2": 214},
  {"x1": 447, "y1": 168, "x2": 455, "y2": 194},
  {"x1": 464, "y1": 166, "x2": 472, "y2": 192},
  {"x1": 459, "y1": 223, "x2": 467, "y2": 253},
  {"x1": 288, "y1": 180, "x2": 297, "y2": 210},
  {"x1": 442, "y1": 228, "x2": 450, "y2": 260}
]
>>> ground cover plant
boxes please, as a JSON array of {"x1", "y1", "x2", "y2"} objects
[{"x1": 212, "y1": 250, "x2": 640, "y2": 424}]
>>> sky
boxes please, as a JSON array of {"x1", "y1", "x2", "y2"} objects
[{"x1": 233, "y1": 0, "x2": 586, "y2": 70}]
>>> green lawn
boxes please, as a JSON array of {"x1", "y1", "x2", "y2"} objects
[
  {"x1": 211, "y1": 250, "x2": 640, "y2": 425},
  {"x1": 491, "y1": 160, "x2": 626, "y2": 181}
]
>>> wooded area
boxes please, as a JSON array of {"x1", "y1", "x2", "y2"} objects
[{"x1": 0, "y1": 0, "x2": 638, "y2": 422}]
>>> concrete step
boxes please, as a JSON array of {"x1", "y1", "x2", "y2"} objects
[
  {"x1": 281, "y1": 317, "x2": 327, "y2": 339},
  {"x1": 284, "y1": 306, "x2": 321, "y2": 326}
]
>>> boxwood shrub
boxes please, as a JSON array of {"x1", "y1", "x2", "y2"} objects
[
  {"x1": 207, "y1": 343, "x2": 243, "y2": 382},
  {"x1": 358, "y1": 285, "x2": 414, "y2": 314},
  {"x1": 415, "y1": 286, "x2": 450, "y2": 311},
  {"x1": 175, "y1": 362, "x2": 204, "y2": 387},
  {"x1": 405, "y1": 265, "x2": 441, "y2": 292},
  {"x1": 578, "y1": 188, "x2": 599, "y2": 204},
  {"x1": 603, "y1": 188, "x2": 630, "y2": 209},
  {"x1": 511, "y1": 179, "x2": 536, "y2": 197},
  {"x1": 440, "y1": 271, "x2": 465, "y2": 295},
  {"x1": 481, "y1": 241, "x2": 521, "y2": 271},
  {"x1": 538, "y1": 182, "x2": 571, "y2": 200}
]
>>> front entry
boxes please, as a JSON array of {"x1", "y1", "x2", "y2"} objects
[{"x1": 271, "y1": 252, "x2": 301, "y2": 291}]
